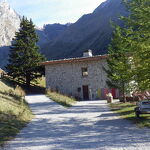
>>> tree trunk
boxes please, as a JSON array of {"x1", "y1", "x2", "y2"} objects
[
  {"x1": 122, "y1": 83, "x2": 126, "y2": 103},
  {"x1": 26, "y1": 74, "x2": 31, "y2": 88}
]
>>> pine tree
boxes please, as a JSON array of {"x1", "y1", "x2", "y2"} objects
[
  {"x1": 122, "y1": 0, "x2": 150, "y2": 91},
  {"x1": 104, "y1": 25, "x2": 132, "y2": 102},
  {"x1": 6, "y1": 16, "x2": 45, "y2": 87},
  {"x1": 105, "y1": 0, "x2": 150, "y2": 101}
]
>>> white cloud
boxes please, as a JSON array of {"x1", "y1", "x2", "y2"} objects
[{"x1": 7, "y1": 0, "x2": 106, "y2": 27}]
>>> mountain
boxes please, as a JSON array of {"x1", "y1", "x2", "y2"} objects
[
  {"x1": 0, "y1": 0, "x2": 21, "y2": 67},
  {"x1": 0, "y1": 1, "x2": 67, "y2": 68},
  {"x1": 36, "y1": 23, "x2": 70, "y2": 48},
  {"x1": 41, "y1": 0, "x2": 128, "y2": 60},
  {"x1": 0, "y1": 0, "x2": 20, "y2": 46},
  {"x1": 0, "y1": 0, "x2": 128, "y2": 68},
  {"x1": 43, "y1": 23, "x2": 70, "y2": 41}
]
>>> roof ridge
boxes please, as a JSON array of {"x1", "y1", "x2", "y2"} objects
[{"x1": 40, "y1": 54, "x2": 108, "y2": 65}]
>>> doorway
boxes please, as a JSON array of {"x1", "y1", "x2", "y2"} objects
[{"x1": 82, "y1": 85, "x2": 89, "y2": 100}]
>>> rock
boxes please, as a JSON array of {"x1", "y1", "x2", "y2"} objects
[{"x1": 0, "y1": 0, "x2": 21, "y2": 46}]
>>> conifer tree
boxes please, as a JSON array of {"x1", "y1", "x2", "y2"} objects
[
  {"x1": 122, "y1": 0, "x2": 150, "y2": 91},
  {"x1": 6, "y1": 16, "x2": 45, "y2": 87},
  {"x1": 105, "y1": 0, "x2": 150, "y2": 100},
  {"x1": 104, "y1": 25, "x2": 132, "y2": 102}
]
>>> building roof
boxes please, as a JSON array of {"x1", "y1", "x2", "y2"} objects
[{"x1": 40, "y1": 55, "x2": 108, "y2": 66}]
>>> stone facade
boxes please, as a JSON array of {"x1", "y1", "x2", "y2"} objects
[{"x1": 43, "y1": 54, "x2": 117, "y2": 100}]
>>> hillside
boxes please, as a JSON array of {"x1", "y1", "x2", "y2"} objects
[
  {"x1": 0, "y1": 0, "x2": 129, "y2": 68},
  {"x1": 0, "y1": 0, "x2": 21, "y2": 67},
  {"x1": 0, "y1": 79, "x2": 33, "y2": 146},
  {"x1": 0, "y1": 0, "x2": 68, "y2": 68},
  {"x1": 0, "y1": 0, "x2": 20, "y2": 47},
  {"x1": 36, "y1": 23, "x2": 70, "y2": 49},
  {"x1": 41, "y1": 0, "x2": 128, "y2": 60}
]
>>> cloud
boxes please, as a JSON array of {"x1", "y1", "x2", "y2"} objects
[{"x1": 7, "y1": 0, "x2": 106, "y2": 27}]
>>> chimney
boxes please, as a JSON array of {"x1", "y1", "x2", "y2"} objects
[{"x1": 83, "y1": 50, "x2": 93, "y2": 57}]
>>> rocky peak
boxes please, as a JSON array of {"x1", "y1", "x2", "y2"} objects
[
  {"x1": 0, "y1": 0, "x2": 9, "y2": 9},
  {"x1": 0, "y1": 0, "x2": 21, "y2": 46}
]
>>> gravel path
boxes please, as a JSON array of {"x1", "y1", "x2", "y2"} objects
[{"x1": 2, "y1": 95, "x2": 150, "y2": 150}]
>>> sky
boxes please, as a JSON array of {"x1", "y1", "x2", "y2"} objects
[{"x1": 7, "y1": 0, "x2": 106, "y2": 27}]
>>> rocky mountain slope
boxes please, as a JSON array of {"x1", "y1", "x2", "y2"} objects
[
  {"x1": 43, "y1": 23, "x2": 70, "y2": 41},
  {"x1": 0, "y1": 0, "x2": 21, "y2": 67},
  {"x1": 0, "y1": 0, "x2": 69, "y2": 68},
  {"x1": 41, "y1": 0, "x2": 128, "y2": 60},
  {"x1": 0, "y1": 0, "x2": 128, "y2": 68},
  {"x1": 36, "y1": 23, "x2": 70, "y2": 47},
  {"x1": 0, "y1": 0, "x2": 20, "y2": 46}
]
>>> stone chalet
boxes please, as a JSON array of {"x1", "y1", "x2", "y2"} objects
[{"x1": 41, "y1": 50, "x2": 119, "y2": 100}]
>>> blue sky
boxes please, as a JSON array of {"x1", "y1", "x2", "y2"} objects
[{"x1": 7, "y1": 0, "x2": 106, "y2": 27}]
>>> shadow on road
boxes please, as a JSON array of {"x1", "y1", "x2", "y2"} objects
[{"x1": 3, "y1": 96, "x2": 150, "y2": 150}]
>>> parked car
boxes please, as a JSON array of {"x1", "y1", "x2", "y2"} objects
[{"x1": 135, "y1": 100, "x2": 150, "y2": 117}]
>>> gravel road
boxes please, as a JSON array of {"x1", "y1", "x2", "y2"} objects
[{"x1": 2, "y1": 95, "x2": 150, "y2": 150}]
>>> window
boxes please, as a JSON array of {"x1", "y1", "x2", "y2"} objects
[
  {"x1": 82, "y1": 67, "x2": 88, "y2": 77},
  {"x1": 77, "y1": 87, "x2": 81, "y2": 92}
]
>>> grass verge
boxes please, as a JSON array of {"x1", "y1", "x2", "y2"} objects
[
  {"x1": 0, "y1": 80, "x2": 33, "y2": 147},
  {"x1": 34, "y1": 76, "x2": 46, "y2": 88},
  {"x1": 47, "y1": 89, "x2": 77, "y2": 107},
  {"x1": 110, "y1": 102, "x2": 150, "y2": 128}
]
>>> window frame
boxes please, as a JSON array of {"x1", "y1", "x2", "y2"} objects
[{"x1": 81, "y1": 67, "x2": 88, "y2": 77}]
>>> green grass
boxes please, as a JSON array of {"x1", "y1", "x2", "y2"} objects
[
  {"x1": 0, "y1": 80, "x2": 33, "y2": 147},
  {"x1": 3, "y1": 76, "x2": 46, "y2": 95},
  {"x1": 110, "y1": 102, "x2": 150, "y2": 128},
  {"x1": 35, "y1": 76, "x2": 46, "y2": 88},
  {"x1": 47, "y1": 90, "x2": 77, "y2": 107},
  {"x1": 30, "y1": 76, "x2": 46, "y2": 88}
]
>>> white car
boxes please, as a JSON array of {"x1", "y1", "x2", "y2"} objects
[{"x1": 135, "y1": 100, "x2": 150, "y2": 117}]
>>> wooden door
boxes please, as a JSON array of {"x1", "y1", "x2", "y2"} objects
[{"x1": 82, "y1": 85, "x2": 89, "y2": 100}]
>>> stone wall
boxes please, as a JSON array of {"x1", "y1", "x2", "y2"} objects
[{"x1": 45, "y1": 59, "x2": 108, "y2": 100}]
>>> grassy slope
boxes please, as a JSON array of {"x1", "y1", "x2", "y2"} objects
[
  {"x1": 47, "y1": 90, "x2": 77, "y2": 107},
  {"x1": 0, "y1": 80, "x2": 33, "y2": 146},
  {"x1": 35, "y1": 76, "x2": 46, "y2": 88},
  {"x1": 110, "y1": 102, "x2": 150, "y2": 128},
  {"x1": 37, "y1": 77, "x2": 76, "y2": 107}
]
